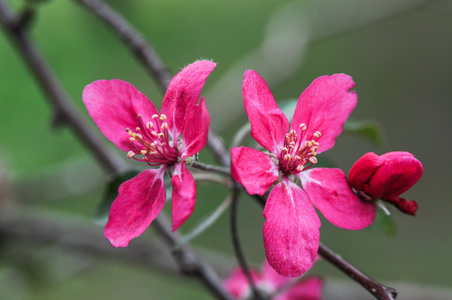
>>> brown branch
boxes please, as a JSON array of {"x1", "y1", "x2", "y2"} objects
[
  {"x1": 73, "y1": 0, "x2": 172, "y2": 93},
  {"x1": 318, "y1": 242, "x2": 397, "y2": 300},
  {"x1": 0, "y1": 0, "x2": 125, "y2": 175}
]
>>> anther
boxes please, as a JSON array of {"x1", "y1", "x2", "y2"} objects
[
  {"x1": 309, "y1": 156, "x2": 318, "y2": 164},
  {"x1": 125, "y1": 128, "x2": 130, "y2": 132},
  {"x1": 141, "y1": 150, "x2": 147, "y2": 155},
  {"x1": 152, "y1": 114, "x2": 159, "y2": 119},
  {"x1": 127, "y1": 151, "x2": 135, "y2": 159},
  {"x1": 158, "y1": 132, "x2": 165, "y2": 139},
  {"x1": 313, "y1": 131, "x2": 321, "y2": 138},
  {"x1": 160, "y1": 114, "x2": 166, "y2": 121},
  {"x1": 299, "y1": 123, "x2": 307, "y2": 131},
  {"x1": 136, "y1": 127, "x2": 141, "y2": 132},
  {"x1": 129, "y1": 137, "x2": 135, "y2": 143},
  {"x1": 296, "y1": 165, "x2": 304, "y2": 172},
  {"x1": 146, "y1": 122, "x2": 154, "y2": 129},
  {"x1": 137, "y1": 114, "x2": 142, "y2": 118},
  {"x1": 161, "y1": 122, "x2": 168, "y2": 130}
]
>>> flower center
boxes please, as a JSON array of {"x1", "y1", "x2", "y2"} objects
[
  {"x1": 125, "y1": 113, "x2": 179, "y2": 166},
  {"x1": 278, "y1": 123, "x2": 321, "y2": 174}
]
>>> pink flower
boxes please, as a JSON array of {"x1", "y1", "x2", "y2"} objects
[
  {"x1": 224, "y1": 260, "x2": 323, "y2": 300},
  {"x1": 83, "y1": 60, "x2": 216, "y2": 247},
  {"x1": 231, "y1": 71, "x2": 376, "y2": 277},
  {"x1": 349, "y1": 151, "x2": 423, "y2": 215}
]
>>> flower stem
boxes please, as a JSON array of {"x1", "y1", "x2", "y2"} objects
[{"x1": 190, "y1": 161, "x2": 231, "y2": 176}]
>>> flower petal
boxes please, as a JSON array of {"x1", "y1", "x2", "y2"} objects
[
  {"x1": 181, "y1": 97, "x2": 210, "y2": 158},
  {"x1": 243, "y1": 70, "x2": 289, "y2": 153},
  {"x1": 300, "y1": 168, "x2": 376, "y2": 230},
  {"x1": 368, "y1": 151, "x2": 423, "y2": 199},
  {"x1": 349, "y1": 152, "x2": 384, "y2": 192},
  {"x1": 161, "y1": 60, "x2": 216, "y2": 140},
  {"x1": 223, "y1": 267, "x2": 260, "y2": 299},
  {"x1": 105, "y1": 168, "x2": 166, "y2": 247},
  {"x1": 83, "y1": 79, "x2": 160, "y2": 152},
  {"x1": 291, "y1": 74, "x2": 357, "y2": 154},
  {"x1": 171, "y1": 163, "x2": 196, "y2": 232},
  {"x1": 263, "y1": 180, "x2": 320, "y2": 277},
  {"x1": 231, "y1": 146, "x2": 279, "y2": 196},
  {"x1": 278, "y1": 277, "x2": 323, "y2": 300}
]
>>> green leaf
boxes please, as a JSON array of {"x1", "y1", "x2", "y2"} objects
[
  {"x1": 344, "y1": 119, "x2": 384, "y2": 146},
  {"x1": 95, "y1": 170, "x2": 141, "y2": 224},
  {"x1": 369, "y1": 206, "x2": 397, "y2": 236}
]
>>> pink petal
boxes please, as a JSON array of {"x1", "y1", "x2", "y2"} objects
[
  {"x1": 231, "y1": 146, "x2": 279, "y2": 196},
  {"x1": 181, "y1": 97, "x2": 210, "y2": 158},
  {"x1": 291, "y1": 74, "x2": 357, "y2": 154},
  {"x1": 171, "y1": 163, "x2": 196, "y2": 232},
  {"x1": 263, "y1": 180, "x2": 321, "y2": 277},
  {"x1": 161, "y1": 60, "x2": 216, "y2": 140},
  {"x1": 301, "y1": 168, "x2": 376, "y2": 230},
  {"x1": 223, "y1": 267, "x2": 261, "y2": 299},
  {"x1": 83, "y1": 79, "x2": 160, "y2": 152},
  {"x1": 105, "y1": 168, "x2": 166, "y2": 247},
  {"x1": 368, "y1": 151, "x2": 423, "y2": 199},
  {"x1": 349, "y1": 152, "x2": 384, "y2": 192},
  {"x1": 278, "y1": 277, "x2": 323, "y2": 300},
  {"x1": 242, "y1": 70, "x2": 289, "y2": 154}
]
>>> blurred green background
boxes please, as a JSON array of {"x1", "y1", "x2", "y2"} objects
[{"x1": 1, "y1": 0, "x2": 451, "y2": 299}]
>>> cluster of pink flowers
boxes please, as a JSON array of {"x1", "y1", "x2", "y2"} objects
[{"x1": 84, "y1": 60, "x2": 423, "y2": 287}]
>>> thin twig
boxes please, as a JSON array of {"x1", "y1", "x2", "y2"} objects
[
  {"x1": 190, "y1": 161, "x2": 230, "y2": 176},
  {"x1": 73, "y1": 0, "x2": 172, "y2": 93},
  {"x1": 0, "y1": 0, "x2": 125, "y2": 175},
  {"x1": 230, "y1": 187, "x2": 266, "y2": 300},
  {"x1": 231, "y1": 122, "x2": 251, "y2": 149},
  {"x1": 318, "y1": 242, "x2": 397, "y2": 300}
]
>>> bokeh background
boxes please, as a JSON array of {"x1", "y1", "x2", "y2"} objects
[{"x1": 1, "y1": 0, "x2": 451, "y2": 299}]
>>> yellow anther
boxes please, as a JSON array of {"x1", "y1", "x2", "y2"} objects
[
  {"x1": 127, "y1": 151, "x2": 135, "y2": 159},
  {"x1": 146, "y1": 122, "x2": 154, "y2": 129},
  {"x1": 160, "y1": 114, "x2": 166, "y2": 121},
  {"x1": 141, "y1": 150, "x2": 147, "y2": 155}
]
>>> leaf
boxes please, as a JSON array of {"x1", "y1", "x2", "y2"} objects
[
  {"x1": 344, "y1": 119, "x2": 385, "y2": 146},
  {"x1": 369, "y1": 206, "x2": 397, "y2": 236},
  {"x1": 95, "y1": 170, "x2": 141, "y2": 224}
]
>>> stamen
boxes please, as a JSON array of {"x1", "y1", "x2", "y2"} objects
[
  {"x1": 160, "y1": 114, "x2": 166, "y2": 121},
  {"x1": 158, "y1": 133, "x2": 165, "y2": 139},
  {"x1": 161, "y1": 122, "x2": 168, "y2": 131},
  {"x1": 127, "y1": 151, "x2": 135, "y2": 159},
  {"x1": 137, "y1": 114, "x2": 142, "y2": 118},
  {"x1": 141, "y1": 150, "x2": 147, "y2": 155},
  {"x1": 309, "y1": 156, "x2": 318, "y2": 164},
  {"x1": 296, "y1": 165, "x2": 304, "y2": 172},
  {"x1": 299, "y1": 123, "x2": 307, "y2": 131},
  {"x1": 129, "y1": 137, "x2": 135, "y2": 143},
  {"x1": 313, "y1": 131, "x2": 321, "y2": 138},
  {"x1": 152, "y1": 114, "x2": 159, "y2": 119},
  {"x1": 136, "y1": 127, "x2": 141, "y2": 132},
  {"x1": 146, "y1": 122, "x2": 154, "y2": 129}
]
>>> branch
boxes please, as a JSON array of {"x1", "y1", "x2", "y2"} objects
[
  {"x1": 153, "y1": 214, "x2": 233, "y2": 300},
  {"x1": 0, "y1": 0, "x2": 125, "y2": 175},
  {"x1": 73, "y1": 0, "x2": 172, "y2": 93},
  {"x1": 318, "y1": 242, "x2": 397, "y2": 300}
]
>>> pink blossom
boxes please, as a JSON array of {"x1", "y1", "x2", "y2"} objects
[
  {"x1": 349, "y1": 151, "x2": 423, "y2": 215},
  {"x1": 231, "y1": 70, "x2": 375, "y2": 277},
  {"x1": 224, "y1": 260, "x2": 323, "y2": 300},
  {"x1": 83, "y1": 60, "x2": 216, "y2": 247}
]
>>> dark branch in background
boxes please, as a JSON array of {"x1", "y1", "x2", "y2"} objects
[
  {"x1": 0, "y1": 0, "x2": 125, "y2": 175},
  {"x1": 153, "y1": 214, "x2": 233, "y2": 300},
  {"x1": 73, "y1": 0, "x2": 172, "y2": 94},
  {"x1": 0, "y1": 1, "x2": 232, "y2": 299},
  {"x1": 318, "y1": 242, "x2": 397, "y2": 300}
]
